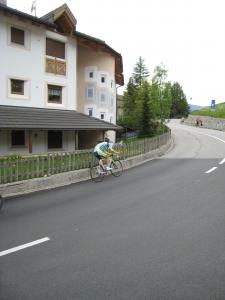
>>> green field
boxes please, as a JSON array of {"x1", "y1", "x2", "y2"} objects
[{"x1": 191, "y1": 102, "x2": 225, "y2": 118}]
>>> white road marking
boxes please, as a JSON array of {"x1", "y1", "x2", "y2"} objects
[
  {"x1": 205, "y1": 167, "x2": 217, "y2": 174},
  {"x1": 0, "y1": 237, "x2": 50, "y2": 257},
  {"x1": 197, "y1": 132, "x2": 225, "y2": 144},
  {"x1": 194, "y1": 132, "x2": 225, "y2": 169},
  {"x1": 219, "y1": 158, "x2": 225, "y2": 165}
]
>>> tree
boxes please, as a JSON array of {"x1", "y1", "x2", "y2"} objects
[
  {"x1": 152, "y1": 63, "x2": 168, "y2": 85},
  {"x1": 135, "y1": 81, "x2": 156, "y2": 136},
  {"x1": 132, "y1": 56, "x2": 149, "y2": 87},
  {"x1": 118, "y1": 77, "x2": 138, "y2": 129},
  {"x1": 170, "y1": 82, "x2": 189, "y2": 118},
  {"x1": 162, "y1": 82, "x2": 172, "y2": 120},
  {"x1": 152, "y1": 63, "x2": 170, "y2": 124}
]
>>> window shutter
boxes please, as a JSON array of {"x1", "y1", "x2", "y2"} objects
[{"x1": 46, "y1": 38, "x2": 65, "y2": 59}]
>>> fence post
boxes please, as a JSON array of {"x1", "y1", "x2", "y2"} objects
[
  {"x1": 26, "y1": 160, "x2": 29, "y2": 180},
  {"x1": 47, "y1": 154, "x2": 50, "y2": 176},
  {"x1": 9, "y1": 161, "x2": 13, "y2": 183},
  {"x1": 3, "y1": 160, "x2": 7, "y2": 184},
  {"x1": 36, "y1": 157, "x2": 39, "y2": 178}
]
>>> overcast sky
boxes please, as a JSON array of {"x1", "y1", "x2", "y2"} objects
[{"x1": 8, "y1": 0, "x2": 225, "y2": 106}]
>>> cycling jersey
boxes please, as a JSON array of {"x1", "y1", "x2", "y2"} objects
[{"x1": 94, "y1": 142, "x2": 113, "y2": 157}]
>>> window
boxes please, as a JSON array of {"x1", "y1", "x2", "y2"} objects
[
  {"x1": 8, "y1": 78, "x2": 29, "y2": 99},
  {"x1": 88, "y1": 88, "x2": 93, "y2": 98},
  {"x1": 11, "y1": 130, "x2": 25, "y2": 147},
  {"x1": 85, "y1": 67, "x2": 96, "y2": 81},
  {"x1": 48, "y1": 131, "x2": 62, "y2": 149},
  {"x1": 100, "y1": 93, "x2": 106, "y2": 105},
  {"x1": 110, "y1": 96, "x2": 114, "y2": 107},
  {"x1": 88, "y1": 108, "x2": 93, "y2": 117},
  {"x1": 46, "y1": 38, "x2": 65, "y2": 59},
  {"x1": 11, "y1": 79, "x2": 24, "y2": 95},
  {"x1": 11, "y1": 27, "x2": 24, "y2": 45},
  {"x1": 101, "y1": 75, "x2": 106, "y2": 84},
  {"x1": 48, "y1": 85, "x2": 62, "y2": 104},
  {"x1": 100, "y1": 113, "x2": 105, "y2": 120},
  {"x1": 86, "y1": 86, "x2": 94, "y2": 100}
]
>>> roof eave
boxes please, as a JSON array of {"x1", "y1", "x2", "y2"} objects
[{"x1": 0, "y1": 3, "x2": 56, "y2": 29}]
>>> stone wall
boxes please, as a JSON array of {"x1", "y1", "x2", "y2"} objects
[{"x1": 184, "y1": 115, "x2": 225, "y2": 131}]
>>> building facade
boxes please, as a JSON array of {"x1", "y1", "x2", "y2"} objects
[{"x1": 0, "y1": 2, "x2": 123, "y2": 156}]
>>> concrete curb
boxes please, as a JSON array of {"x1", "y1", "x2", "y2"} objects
[{"x1": 0, "y1": 137, "x2": 173, "y2": 198}]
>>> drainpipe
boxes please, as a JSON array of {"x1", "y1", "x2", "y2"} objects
[{"x1": 116, "y1": 84, "x2": 122, "y2": 123}]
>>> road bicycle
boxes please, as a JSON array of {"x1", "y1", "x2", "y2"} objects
[
  {"x1": 90, "y1": 154, "x2": 123, "y2": 182},
  {"x1": 0, "y1": 195, "x2": 3, "y2": 211}
]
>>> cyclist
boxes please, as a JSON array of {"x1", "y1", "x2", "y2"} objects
[{"x1": 93, "y1": 137, "x2": 118, "y2": 171}]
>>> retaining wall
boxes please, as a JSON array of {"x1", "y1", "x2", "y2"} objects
[
  {"x1": 0, "y1": 137, "x2": 173, "y2": 198},
  {"x1": 184, "y1": 115, "x2": 225, "y2": 131}
]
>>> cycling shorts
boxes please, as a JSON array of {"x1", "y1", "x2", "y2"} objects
[{"x1": 93, "y1": 151, "x2": 106, "y2": 160}]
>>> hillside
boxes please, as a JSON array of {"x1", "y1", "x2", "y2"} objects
[
  {"x1": 189, "y1": 104, "x2": 205, "y2": 112},
  {"x1": 191, "y1": 102, "x2": 225, "y2": 118}
]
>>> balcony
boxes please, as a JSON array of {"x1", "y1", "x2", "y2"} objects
[{"x1": 45, "y1": 57, "x2": 66, "y2": 76}]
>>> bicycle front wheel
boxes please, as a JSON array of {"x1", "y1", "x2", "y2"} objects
[
  {"x1": 110, "y1": 160, "x2": 123, "y2": 177},
  {"x1": 90, "y1": 165, "x2": 104, "y2": 182}
]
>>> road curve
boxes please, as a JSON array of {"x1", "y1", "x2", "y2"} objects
[{"x1": 1, "y1": 120, "x2": 225, "y2": 300}]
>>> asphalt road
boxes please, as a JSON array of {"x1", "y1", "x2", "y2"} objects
[{"x1": 1, "y1": 120, "x2": 225, "y2": 300}]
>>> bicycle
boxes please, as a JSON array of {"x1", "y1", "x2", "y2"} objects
[{"x1": 90, "y1": 153, "x2": 123, "y2": 182}]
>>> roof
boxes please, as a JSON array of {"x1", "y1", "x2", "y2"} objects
[
  {"x1": 40, "y1": 3, "x2": 77, "y2": 34},
  {"x1": 0, "y1": 3, "x2": 56, "y2": 29},
  {"x1": 75, "y1": 31, "x2": 124, "y2": 86},
  {"x1": 75, "y1": 31, "x2": 120, "y2": 57},
  {"x1": 0, "y1": 3, "x2": 124, "y2": 85},
  {"x1": 0, "y1": 106, "x2": 120, "y2": 131}
]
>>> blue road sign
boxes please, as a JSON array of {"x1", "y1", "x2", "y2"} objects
[{"x1": 211, "y1": 100, "x2": 216, "y2": 111}]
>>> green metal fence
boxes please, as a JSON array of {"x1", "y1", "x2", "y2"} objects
[{"x1": 0, "y1": 131, "x2": 171, "y2": 184}]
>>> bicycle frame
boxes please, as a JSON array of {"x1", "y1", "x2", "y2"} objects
[{"x1": 90, "y1": 153, "x2": 123, "y2": 182}]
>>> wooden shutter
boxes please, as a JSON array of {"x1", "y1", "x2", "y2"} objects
[{"x1": 46, "y1": 38, "x2": 65, "y2": 59}]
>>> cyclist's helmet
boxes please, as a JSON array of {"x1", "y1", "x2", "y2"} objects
[{"x1": 104, "y1": 137, "x2": 110, "y2": 143}]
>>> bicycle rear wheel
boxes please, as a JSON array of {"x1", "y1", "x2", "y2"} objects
[
  {"x1": 90, "y1": 165, "x2": 105, "y2": 182},
  {"x1": 110, "y1": 160, "x2": 123, "y2": 177}
]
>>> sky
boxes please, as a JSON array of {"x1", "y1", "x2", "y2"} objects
[{"x1": 7, "y1": 0, "x2": 225, "y2": 106}]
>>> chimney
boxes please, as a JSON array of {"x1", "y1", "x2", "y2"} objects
[{"x1": 0, "y1": 0, "x2": 7, "y2": 5}]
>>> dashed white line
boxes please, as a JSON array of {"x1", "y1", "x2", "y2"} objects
[
  {"x1": 219, "y1": 158, "x2": 225, "y2": 165},
  {"x1": 194, "y1": 132, "x2": 225, "y2": 170},
  {"x1": 0, "y1": 237, "x2": 50, "y2": 257},
  {"x1": 205, "y1": 167, "x2": 218, "y2": 174}
]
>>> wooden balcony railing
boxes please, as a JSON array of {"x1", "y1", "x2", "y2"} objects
[{"x1": 45, "y1": 57, "x2": 66, "y2": 76}]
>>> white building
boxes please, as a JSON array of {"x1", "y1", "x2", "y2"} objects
[{"x1": 0, "y1": 1, "x2": 124, "y2": 156}]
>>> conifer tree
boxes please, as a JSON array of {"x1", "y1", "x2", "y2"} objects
[
  {"x1": 132, "y1": 56, "x2": 149, "y2": 87},
  {"x1": 119, "y1": 77, "x2": 137, "y2": 129},
  {"x1": 135, "y1": 81, "x2": 156, "y2": 136}
]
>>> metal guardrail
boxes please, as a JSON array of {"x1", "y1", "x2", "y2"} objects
[{"x1": 0, "y1": 131, "x2": 171, "y2": 184}]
